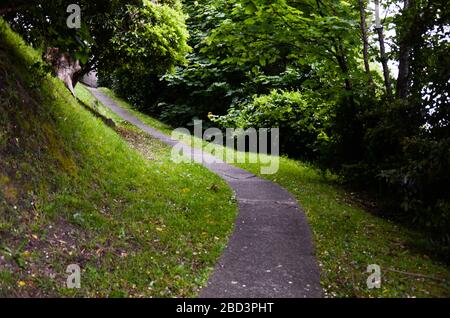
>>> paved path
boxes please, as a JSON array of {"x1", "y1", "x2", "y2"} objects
[{"x1": 87, "y1": 88, "x2": 322, "y2": 298}]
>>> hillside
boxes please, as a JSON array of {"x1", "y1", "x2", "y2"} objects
[{"x1": 0, "y1": 20, "x2": 236, "y2": 297}]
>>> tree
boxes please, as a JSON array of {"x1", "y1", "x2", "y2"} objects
[
  {"x1": 358, "y1": 0, "x2": 373, "y2": 86},
  {"x1": 396, "y1": 0, "x2": 413, "y2": 99},
  {"x1": 2, "y1": 0, "x2": 189, "y2": 95},
  {"x1": 374, "y1": 0, "x2": 393, "y2": 98},
  {"x1": 97, "y1": 0, "x2": 190, "y2": 110}
]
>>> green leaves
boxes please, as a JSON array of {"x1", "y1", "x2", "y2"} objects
[
  {"x1": 108, "y1": 1, "x2": 190, "y2": 75},
  {"x1": 243, "y1": 0, "x2": 257, "y2": 14},
  {"x1": 211, "y1": 89, "x2": 333, "y2": 158},
  {"x1": 201, "y1": 0, "x2": 361, "y2": 87}
]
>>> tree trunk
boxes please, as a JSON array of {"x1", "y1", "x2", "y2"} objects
[
  {"x1": 374, "y1": 0, "x2": 393, "y2": 99},
  {"x1": 44, "y1": 48, "x2": 82, "y2": 96},
  {"x1": 375, "y1": 27, "x2": 392, "y2": 98},
  {"x1": 396, "y1": 0, "x2": 414, "y2": 99},
  {"x1": 358, "y1": 0, "x2": 373, "y2": 86}
]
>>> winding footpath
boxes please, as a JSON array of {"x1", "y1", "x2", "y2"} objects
[{"x1": 87, "y1": 87, "x2": 322, "y2": 298}]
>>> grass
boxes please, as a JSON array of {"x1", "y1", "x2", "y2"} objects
[
  {"x1": 0, "y1": 20, "x2": 237, "y2": 297},
  {"x1": 95, "y1": 88, "x2": 450, "y2": 298}
]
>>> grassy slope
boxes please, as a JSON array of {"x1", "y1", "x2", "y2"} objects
[
  {"x1": 96, "y1": 88, "x2": 450, "y2": 298},
  {"x1": 0, "y1": 21, "x2": 237, "y2": 297}
]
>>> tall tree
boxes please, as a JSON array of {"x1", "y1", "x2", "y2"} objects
[
  {"x1": 2, "y1": 0, "x2": 189, "y2": 95},
  {"x1": 396, "y1": 0, "x2": 414, "y2": 99},
  {"x1": 374, "y1": 0, "x2": 392, "y2": 98},
  {"x1": 358, "y1": 0, "x2": 373, "y2": 86}
]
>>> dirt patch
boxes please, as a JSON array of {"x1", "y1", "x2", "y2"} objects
[{"x1": 115, "y1": 126, "x2": 158, "y2": 161}]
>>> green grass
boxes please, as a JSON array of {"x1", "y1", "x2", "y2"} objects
[
  {"x1": 95, "y1": 88, "x2": 450, "y2": 298},
  {"x1": 0, "y1": 20, "x2": 237, "y2": 297}
]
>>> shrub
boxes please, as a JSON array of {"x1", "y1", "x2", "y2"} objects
[
  {"x1": 212, "y1": 90, "x2": 332, "y2": 159},
  {"x1": 98, "y1": 0, "x2": 189, "y2": 111},
  {"x1": 338, "y1": 98, "x2": 450, "y2": 247}
]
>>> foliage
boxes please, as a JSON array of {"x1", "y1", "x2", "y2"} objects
[
  {"x1": 4, "y1": 1, "x2": 121, "y2": 73},
  {"x1": 97, "y1": 0, "x2": 190, "y2": 111},
  {"x1": 140, "y1": 0, "x2": 250, "y2": 126},
  {"x1": 98, "y1": 0, "x2": 450, "y2": 245},
  {"x1": 105, "y1": 0, "x2": 189, "y2": 74},
  {"x1": 212, "y1": 90, "x2": 332, "y2": 159},
  {"x1": 202, "y1": 0, "x2": 450, "y2": 243},
  {"x1": 4, "y1": 0, "x2": 189, "y2": 85},
  {"x1": 352, "y1": 99, "x2": 450, "y2": 243},
  {"x1": 115, "y1": 0, "x2": 316, "y2": 127}
]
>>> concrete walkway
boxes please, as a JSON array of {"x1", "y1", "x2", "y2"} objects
[{"x1": 87, "y1": 87, "x2": 322, "y2": 298}]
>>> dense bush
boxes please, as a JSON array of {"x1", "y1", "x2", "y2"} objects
[
  {"x1": 379, "y1": 137, "x2": 450, "y2": 229},
  {"x1": 97, "y1": 0, "x2": 189, "y2": 109},
  {"x1": 106, "y1": 1, "x2": 312, "y2": 129},
  {"x1": 356, "y1": 101, "x2": 450, "y2": 243},
  {"x1": 156, "y1": 65, "x2": 310, "y2": 127},
  {"x1": 212, "y1": 90, "x2": 331, "y2": 159}
]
